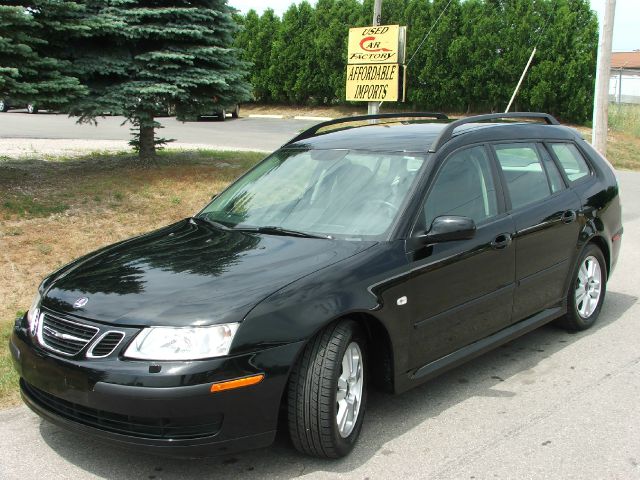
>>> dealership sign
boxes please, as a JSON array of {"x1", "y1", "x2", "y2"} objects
[
  {"x1": 345, "y1": 64, "x2": 405, "y2": 102},
  {"x1": 348, "y1": 25, "x2": 403, "y2": 64},
  {"x1": 346, "y1": 25, "x2": 407, "y2": 102}
]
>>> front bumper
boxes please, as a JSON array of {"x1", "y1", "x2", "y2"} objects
[{"x1": 10, "y1": 319, "x2": 303, "y2": 457}]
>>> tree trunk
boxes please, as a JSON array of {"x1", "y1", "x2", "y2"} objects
[{"x1": 138, "y1": 120, "x2": 156, "y2": 164}]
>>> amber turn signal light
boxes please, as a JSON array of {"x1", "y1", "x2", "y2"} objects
[{"x1": 210, "y1": 374, "x2": 265, "y2": 393}]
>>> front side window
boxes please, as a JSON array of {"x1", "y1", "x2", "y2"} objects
[
  {"x1": 494, "y1": 143, "x2": 551, "y2": 210},
  {"x1": 199, "y1": 149, "x2": 426, "y2": 239},
  {"x1": 423, "y1": 146, "x2": 498, "y2": 227},
  {"x1": 550, "y1": 143, "x2": 591, "y2": 182}
]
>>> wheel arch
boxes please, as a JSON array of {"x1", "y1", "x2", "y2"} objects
[
  {"x1": 586, "y1": 234, "x2": 611, "y2": 276},
  {"x1": 282, "y1": 311, "x2": 396, "y2": 399},
  {"x1": 348, "y1": 312, "x2": 395, "y2": 393}
]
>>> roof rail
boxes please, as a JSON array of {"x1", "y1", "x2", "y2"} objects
[
  {"x1": 284, "y1": 112, "x2": 449, "y2": 146},
  {"x1": 428, "y1": 112, "x2": 560, "y2": 153}
]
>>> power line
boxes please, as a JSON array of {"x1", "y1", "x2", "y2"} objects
[
  {"x1": 406, "y1": 0, "x2": 455, "y2": 67},
  {"x1": 534, "y1": 0, "x2": 557, "y2": 49}
]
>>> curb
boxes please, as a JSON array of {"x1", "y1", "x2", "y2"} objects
[{"x1": 247, "y1": 114, "x2": 334, "y2": 121}]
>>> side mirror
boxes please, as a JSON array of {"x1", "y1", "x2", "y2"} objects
[{"x1": 417, "y1": 215, "x2": 476, "y2": 245}]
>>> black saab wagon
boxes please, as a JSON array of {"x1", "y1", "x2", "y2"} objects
[{"x1": 10, "y1": 112, "x2": 623, "y2": 459}]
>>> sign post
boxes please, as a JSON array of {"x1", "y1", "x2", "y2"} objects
[{"x1": 369, "y1": 0, "x2": 383, "y2": 116}]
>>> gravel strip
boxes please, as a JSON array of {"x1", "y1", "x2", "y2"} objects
[{"x1": 0, "y1": 138, "x2": 267, "y2": 159}]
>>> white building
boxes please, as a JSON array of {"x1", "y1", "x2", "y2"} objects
[{"x1": 609, "y1": 51, "x2": 640, "y2": 104}]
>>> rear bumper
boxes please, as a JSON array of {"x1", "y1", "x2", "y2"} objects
[{"x1": 10, "y1": 321, "x2": 303, "y2": 457}]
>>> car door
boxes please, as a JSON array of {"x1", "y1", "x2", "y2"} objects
[
  {"x1": 405, "y1": 145, "x2": 516, "y2": 370},
  {"x1": 492, "y1": 142, "x2": 582, "y2": 322}
]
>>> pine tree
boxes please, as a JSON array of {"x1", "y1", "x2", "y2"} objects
[
  {"x1": 69, "y1": 0, "x2": 251, "y2": 163},
  {"x1": 0, "y1": 3, "x2": 86, "y2": 112}
]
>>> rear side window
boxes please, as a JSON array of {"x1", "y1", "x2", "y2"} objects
[
  {"x1": 550, "y1": 143, "x2": 590, "y2": 182},
  {"x1": 494, "y1": 143, "x2": 550, "y2": 210}
]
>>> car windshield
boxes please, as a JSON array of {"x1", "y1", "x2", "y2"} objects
[{"x1": 198, "y1": 148, "x2": 426, "y2": 240}]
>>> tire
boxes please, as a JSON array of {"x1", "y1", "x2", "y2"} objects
[
  {"x1": 219, "y1": 109, "x2": 226, "y2": 121},
  {"x1": 27, "y1": 104, "x2": 38, "y2": 114},
  {"x1": 556, "y1": 243, "x2": 607, "y2": 331},
  {"x1": 231, "y1": 105, "x2": 240, "y2": 119},
  {"x1": 0, "y1": 100, "x2": 8, "y2": 112},
  {"x1": 287, "y1": 320, "x2": 367, "y2": 458}
]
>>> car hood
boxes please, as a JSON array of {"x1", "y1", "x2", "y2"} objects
[{"x1": 42, "y1": 219, "x2": 374, "y2": 327}]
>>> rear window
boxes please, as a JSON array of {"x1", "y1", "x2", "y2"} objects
[{"x1": 550, "y1": 143, "x2": 590, "y2": 182}]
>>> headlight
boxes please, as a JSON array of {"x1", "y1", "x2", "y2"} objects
[
  {"x1": 123, "y1": 323, "x2": 240, "y2": 361},
  {"x1": 26, "y1": 292, "x2": 42, "y2": 336}
]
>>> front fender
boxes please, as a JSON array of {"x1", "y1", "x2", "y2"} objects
[{"x1": 231, "y1": 241, "x2": 412, "y2": 376}]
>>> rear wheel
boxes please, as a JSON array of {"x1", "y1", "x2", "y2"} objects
[
  {"x1": 231, "y1": 105, "x2": 240, "y2": 118},
  {"x1": 218, "y1": 109, "x2": 226, "y2": 121},
  {"x1": 557, "y1": 244, "x2": 607, "y2": 331},
  {"x1": 27, "y1": 103, "x2": 38, "y2": 114},
  {"x1": 0, "y1": 100, "x2": 8, "y2": 112},
  {"x1": 287, "y1": 320, "x2": 367, "y2": 458}
]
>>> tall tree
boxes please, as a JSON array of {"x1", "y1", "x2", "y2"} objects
[
  {"x1": 0, "y1": 3, "x2": 86, "y2": 112},
  {"x1": 526, "y1": 0, "x2": 598, "y2": 121},
  {"x1": 69, "y1": 0, "x2": 251, "y2": 163},
  {"x1": 234, "y1": 8, "x2": 281, "y2": 102}
]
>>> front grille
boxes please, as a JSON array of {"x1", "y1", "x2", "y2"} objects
[
  {"x1": 88, "y1": 331, "x2": 125, "y2": 358},
  {"x1": 22, "y1": 381, "x2": 223, "y2": 440},
  {"x1": 39, "y1": 313, "x2": 99, "y2": 356}
]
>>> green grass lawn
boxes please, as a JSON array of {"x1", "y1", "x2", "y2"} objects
[{"x1": 0, "y1": 319, "x2": 20, "y2": 406}]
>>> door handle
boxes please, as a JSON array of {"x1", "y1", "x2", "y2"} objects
[
  {"x1": 562, "y1": 210, "x2": 577, "y2": 224},
  {"x1": 491, "y1": 233, "x2": 512, "y2": 250}
]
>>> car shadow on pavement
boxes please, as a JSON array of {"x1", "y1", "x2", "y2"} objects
[{"x1": 37, "y1": 290, "x2": 637, "y2": 479}]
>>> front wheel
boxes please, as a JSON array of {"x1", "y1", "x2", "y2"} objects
[
  {"x1": 287, "y1": 320, "x2": 367, "y2": 458},
  {"x1": 0, "y1": 100, "x2": 8, "y2": 112},
  {"x1": 231, "y1": 105, "x2": 240, "y2": 118},
  {"x1": 218, "y1": 109, "x2": 226, "y2": 121},
  {"x1": 27, "y1": 103, "x2": 38, "y2": 114},
  {"x1": 557, "y1": 244, "x2": 607, "y2": 331}
]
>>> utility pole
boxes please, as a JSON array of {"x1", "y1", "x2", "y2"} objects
[
  {"x1": 592, "y1": 0, "x2": 616, "y2": 155},
  {"x1": 369, "y1": 0, "x2": 383, "y2": 116}
]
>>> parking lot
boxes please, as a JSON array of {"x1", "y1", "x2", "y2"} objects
[
  {"x1": 0, "y1": 111, "x2": 316, "y2": 153},
  {"x1": 0, "y1": 115, "x2": 638, "y2": 479}
]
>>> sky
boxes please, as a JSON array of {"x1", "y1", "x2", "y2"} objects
[{"x1": 229, "y1": 0, "x2": 639, "y2": 51}]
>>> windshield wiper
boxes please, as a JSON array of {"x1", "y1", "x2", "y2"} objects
[
  {"x1": 233, "y1": 226, "x2": 331, "y2": 239},
  {"x1": 190, "y1": 216, "x2": 231, "y2": 231}
]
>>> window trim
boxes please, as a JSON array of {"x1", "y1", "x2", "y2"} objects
[
  {"x1": 535, "y1": 142, "x2": 568, "y2": 193},
  {"x1": 409, "y1": 143, "x2": 505, "y2": 237},
  {"x1": 544, "y1": 141, "x2": 594, "y2": 186}
]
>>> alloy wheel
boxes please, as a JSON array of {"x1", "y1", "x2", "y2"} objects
[
  {"x1": 575, "y1": 255, "x2": 602, "y2": 318},
  {"x1": 336, "y1": 341, "x2": 364, "y2": 438}
]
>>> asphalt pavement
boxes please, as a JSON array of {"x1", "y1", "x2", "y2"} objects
[
  {"x1": 0, "y1": 118, "x2": 638, "y2": 479},
  {"x1": 0, "y1": 111, "x2": 315, "y2": 152}
]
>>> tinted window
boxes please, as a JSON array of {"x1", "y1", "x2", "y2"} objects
[
  {"x1": 424, "y1": 146, "x2": 498, "y2": 227},
  {"x1": 495, "y1": 143, "x2": 550, "y2": 210},
  {"x1": 200, "y1": 149, "x2": 425, "y2": 239},
  {"x1": 550, "y1": 143, "x2": 590, "y2": 182}
]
